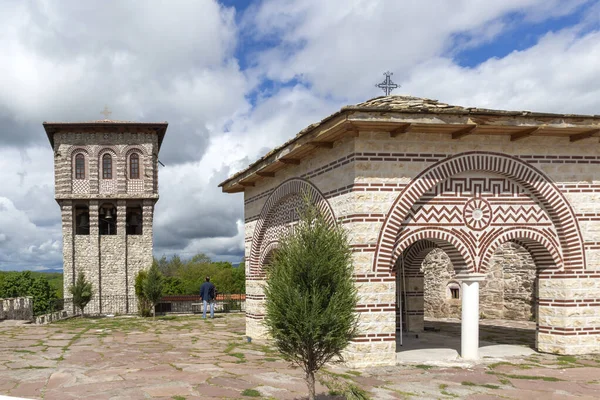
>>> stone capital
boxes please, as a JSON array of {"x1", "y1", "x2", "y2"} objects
[{"x1": 455, "y1": 272, "x2": 486, "y2": 283}]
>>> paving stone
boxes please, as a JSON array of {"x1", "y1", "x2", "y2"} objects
[
  {"x1": 193, "y1": 383, "x2": 241, "y2": 398},
  {"x1": 1, "y1": 314, "x2": 600, "y2": 399}
]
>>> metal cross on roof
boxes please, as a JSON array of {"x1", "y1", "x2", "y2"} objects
[
  {"x1": 375, "y1": 71, "x2": 399, "y2": 96},
  {"x1": 100, "y1": 105, "x2": 112, "y2": 119}
]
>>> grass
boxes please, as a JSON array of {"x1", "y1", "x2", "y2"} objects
[
  {"x1": 487, "y1": 361, "x2": 515, "y2": 370},
  {"x1": 487, "y1": 371, "x2": 563, "y2": 382},
  {"x1": 557, "y1": 355, "x2": 579, "y2": 364},
  {"x1": 322, "y1": 369, "x2": 357, "y2": 380},
  {"x1": 346, "y1": 370, "x2": 362, "y2": 376},
  {"x1": 441, "y1": 390, "x2": 459, "y2": 398},
  {"x1": 230, "y1": 352, "x2": 246, "y2": 363},
  {"x1": 169, "y1": 363, "x2": 183, "y2": 371},
  {"x1": 414, "y1": 364, "x2": 433, "y2": 370},
  {"x1": 241, "y1": 389, "x2": 261, "y2": 397},
  {"x1": 319, "y1": 370, "x2": 371, "y2": 400},
  {"x1": 461, "y1": 381, "x2": 500, "y2": 389},
  {"x1": 438, "y1": 386, "x2": 458, "y2": 398},
  {"x1": 172, "y1": 396, "x2": 186, "y2": 400},
  {"x1": 13, "y1": 349, "x2": 35, "y2": 354},
  {"x1": 224, "y1": 342, "x2": 238, "y2": 353}
]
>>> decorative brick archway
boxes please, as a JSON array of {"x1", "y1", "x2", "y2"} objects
[
  {"x1": 249, "y1": 178, "x2": 336, "y2": 276},
  {"x1": 479, "y1": 227, "x2": 562, "y2": 272},
  {"x1": 374, "y1": 152, "x2": 585, "y2": 273},
  {"x1": 392, "y1": 228, "x2": 474, "y2": 273}
]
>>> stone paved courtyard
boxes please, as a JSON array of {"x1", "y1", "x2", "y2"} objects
[{"x1": 1, "y1": 314, "x2": 600, "y2": 399}]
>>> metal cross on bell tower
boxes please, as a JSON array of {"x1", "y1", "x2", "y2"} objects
[
  {"x1": 376, "y1": 71, "x2": 399, "y2": 96},
  {"x1": 100, "y1": 105, "x2": 112, "y2": 120}
]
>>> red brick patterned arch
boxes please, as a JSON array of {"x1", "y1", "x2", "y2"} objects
[
  {"x1": 479, "y1": 227, "x2": 562, "y2": 272},
  {"x1": 392, "y1": 228, "x2": 474, "y2": 273},
  {"x1": 374, "y1": 152, "x2": 585, "y2": 272},
  {"x1": 249, "y1": 178, "x2": 335, "y2": 275},
  {"x1": 259, "y1": 241, "x2": 280, "y2": 268},
  {"x1": 401, "y1": 240, "x2": 438, "y2": 272}
]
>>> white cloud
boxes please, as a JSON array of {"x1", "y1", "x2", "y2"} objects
[
  {"x1": 0, "y1": 0, "x2": 598, "y2": 271},
  {"x1": 243, "y1": 0, "x2": 593, "y2": 99},
  {"x1": 404, "y1": 28, "x2": 600, "y2": 114}
]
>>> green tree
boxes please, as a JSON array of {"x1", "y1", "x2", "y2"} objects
[
  {"x1": 163, "y1": 276, "x2": 185, "y2": 295},
  {"x1": 143, "y1": 262, "x2": 164, "y2": 319},
  {"x1": 263, "y1": 198, "x2": 358, "y2": 400},
  {"x1": 69, "y1": 271, "x2": 93, "y2": 317},
  {"x1": 134, "y1": 270, "x2": 152, "y2": 317},
  {"x1": 0, "y1": 271, "x2": 58, "y2": 316}
]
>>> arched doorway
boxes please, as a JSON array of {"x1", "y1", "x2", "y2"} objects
[
  {"x1": 377, "y1": 152, "x2": 578, "y2": 359},
  {"x1": 245, "y1": 178, "x2": 336, "y2": 338}
]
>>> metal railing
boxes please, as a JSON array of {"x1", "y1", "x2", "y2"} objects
[{"x1": 33, "y1": 294, "x2": 246, "y2": 317}]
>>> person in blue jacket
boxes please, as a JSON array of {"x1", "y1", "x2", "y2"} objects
[{"x1": 199, "y1": 276, "x2": 216, "y2": 319}]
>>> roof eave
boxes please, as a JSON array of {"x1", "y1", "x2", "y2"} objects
[
  {"x1": 219, "y1": 108, "x2": 600, "y2": 193},
  {"x1": 43, "y1": 122, "x2": 169, "y2": 151}
]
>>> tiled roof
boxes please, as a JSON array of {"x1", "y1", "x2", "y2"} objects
[
  {"x1": 351, "y1": 95, "x2": 468, "y2": 112},
  {"x1": 217, "y1": 95, "x2": 600, "y2": 191}
]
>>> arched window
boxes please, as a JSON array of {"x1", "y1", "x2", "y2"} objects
[
  {"x1": 102, "y1": 154, "x2": 112, "y2": 179},
  {"x1": 75, "y1": 154, "x2": 85, "y2": 179},
  {"x1": 130, "y1": 153, "x2": 140, "y2": 179}
]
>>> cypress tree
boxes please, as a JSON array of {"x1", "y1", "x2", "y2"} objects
[
  {"x1": 264, "y1": 197, "x2": 358, "y2": 400},
  {"x1": 69, "y1": 271, "x2": 93, "y2": 317}
]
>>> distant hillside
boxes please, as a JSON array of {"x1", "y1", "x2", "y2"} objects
[{"x1": 36, "y1": 269, "x2": 63, "y2": 274}]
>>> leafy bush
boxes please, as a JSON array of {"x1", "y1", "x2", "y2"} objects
[
  {"x1": 134, "y1": 270, "x2": 152, "y2": 317},
  {"x1": 0, "y1": 271, "x2": 59, "y2": 316},
  {"x1": 69, "y1": 271, "x2": 93, "y2": 316},
  {"x1": 143, "y1": 261, "x2": 163, "y2": 319}
]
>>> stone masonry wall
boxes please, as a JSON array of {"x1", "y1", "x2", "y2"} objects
[
  {"x1": 54, "y1": 130, "x2": 159, "y2": 315},
  {"x1": 245, "y1": 129, "x2": 600, "y2": 366},
  {"x1": 0, "y1": 297, "x2": 33, "y2": 321},
  {"x1": 422, "y1": 243, "x2": 536, "y2": 321}
]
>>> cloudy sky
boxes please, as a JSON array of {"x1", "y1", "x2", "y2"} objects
[{"x1": 0, "y1": 0, "x2": 599, "y2": 271}]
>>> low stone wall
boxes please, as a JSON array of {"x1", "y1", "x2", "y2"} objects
[
  {"x1": 0, "y1": 297, "x2": 33, "y2": 321},
  {"x1": 35, "y1": 310, "x2": 71, "y2": 324}
]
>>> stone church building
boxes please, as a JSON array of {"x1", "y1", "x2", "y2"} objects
[
  {"x1": 220, "y1": 96, "x2": 600, "y2": 367},
  {"x1": 45, "y1": 119, "x2": 167, "y2": 314}
]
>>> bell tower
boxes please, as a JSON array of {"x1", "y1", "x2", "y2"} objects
[{"x1": 44, "y1": 119, "x2": 168, "y2": 314}]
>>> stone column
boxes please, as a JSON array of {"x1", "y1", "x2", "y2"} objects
[
  {"x1": 89, "y1": 200, "x2": 100, "y2": 314},
  {"x1": 60, "y1": 200, "x2": 74, "y2": 300},
  {"x1": 456, "y1": 273, "x2": 485, "y2": 360}
]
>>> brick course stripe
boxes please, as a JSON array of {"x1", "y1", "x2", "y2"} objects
[{"x1": 373, "y1": 152, "x2": 586, "y2": 273}]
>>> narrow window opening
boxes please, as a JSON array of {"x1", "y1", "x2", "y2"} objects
[
  {"x1": 450, "y1": 287, "x2": 460, "y2": 299},
  {"x1": 74, "y1": 205, "x2": 90, "y2": 235},
  {"x1": 126, "y1": 206, "x2": 143, "y2": 235},
  {"x1": 99, "y1": 204, "x2": 117, "y2": 235},
  {"x1": 75, "y1": 154, "x2": 85, "y2": 179},
  {"x1": 102, "y1": 154, "x2": 112, "y2": 179},
  {"x1": 130, "y1": 153, "x2": 140, "y2": 179}
]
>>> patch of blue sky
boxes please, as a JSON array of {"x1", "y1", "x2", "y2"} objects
[
  {"x1": 452, "y1": 4, "x2": 594, "y2": 68},
  {"x1": 246, "y1": 76, "x2": 308, "y2": 107},
  {"x1": 219, "y1": 0, "x2": 253, "y2": 15}
]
